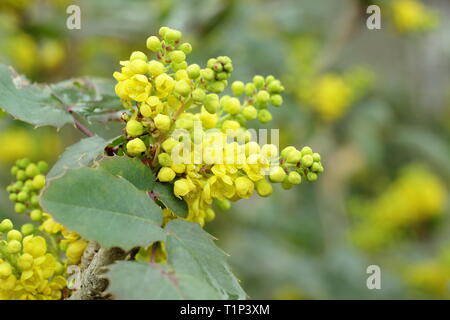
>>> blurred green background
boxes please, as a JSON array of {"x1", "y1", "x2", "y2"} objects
[{"x1": 0, "y1": 0, "x2": 449, "y2": 299}]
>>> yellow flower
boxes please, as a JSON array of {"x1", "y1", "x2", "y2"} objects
[
  {"x1": 234, "y1": 176, "x2": 254, "y2": 198},
  {"x1": 23, "y1": 235, "x2": 47, "y2": 258},
  {"x1": 155, "y1": 73, "x2": 175, "y2": 98}
]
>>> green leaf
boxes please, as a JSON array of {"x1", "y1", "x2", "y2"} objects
[
  {"x1": 165, "y1": 219, "x2": 246, "y2": 300},
  {"x1": 41, "y1": 167, "x2": 165, "y2": 250},
  {"x1": 106, "y1": 261, "x2": 220, "y2": 300},
  {"x1": 47, "y1": 136, "x2": 110, "y2": 179},
  {"x1": 0, "y1": 64, "x2": 73, "y2": 127},
  {"x1": 98, "y1": 156, "x2": 156, "y2": 191},
  {"x1": 152, "y1": 182, "x2": 188, "y2": 218}
]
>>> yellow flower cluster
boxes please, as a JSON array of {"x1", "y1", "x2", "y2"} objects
[
  {"x1": 0, "y1": 220, "x2": 66, "y2": 300},
  {"x1": 390, "y1": 0, "x2": 439, "y2": 33},
  {"x1": 350, "y1": 165, "x2": 446, "y2": 250},
  {"x1": 112, "y1": 27, "x2": 323, "y2": 225},
  {"x1": 298, "y1": 68, "x2": 373, "y2": 122}
]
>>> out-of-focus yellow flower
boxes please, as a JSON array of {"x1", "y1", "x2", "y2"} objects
[{"x1": 390, "y1": 0, "x2": 439, "y2": 33}]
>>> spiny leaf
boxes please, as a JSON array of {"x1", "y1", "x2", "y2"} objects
[
  {"x1": 41, "y1": 167, "x2": 165, "y2": 250},
  {"x1": 47, "y1": 136, "x2": 110, "y2": 179},
  {"x1": 152, "y1": 182, "x2": 188, "y2": 218}
]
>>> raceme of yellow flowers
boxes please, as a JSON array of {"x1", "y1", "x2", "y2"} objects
[
  {"x1": 113, "y1": 26, "x2": 324, "y2": 226},
  {"x1": 350, "y1": 165, "x2": 446, "y2": 250},
  {"x1": 2, "y1": 158, "x2": 88, "y2": 300},
  {"x1": 389, "y1": 0, "x2": 439, "y2": 33}
]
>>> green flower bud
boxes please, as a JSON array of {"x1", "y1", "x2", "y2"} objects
[
  {"x1": 159, "y1": 26, "x2": 170, "y2": 38},
  {"x1": 216, "y1": 72, "x2": 228, "y2": 81},
  {"x1": 269, "y1": 166, "x2": 287, "y2": 183},
  {"x1": 205, "y1": 208, "x2": 216, "y2": 222},
  {"x1": 170, "y1": 50, "x2": 186, "y2": 63},
  {"x1": 307, "y1": 172, "x2": 318, "y2": 182},
  {"x1": 245, "y1": 82, "x2": 256, "y2": 95},
  {"x1": 215, "y1": 199, "x2": 231, "y2": 211},
  {"x1": 223, "y1": 97, "x2": 241, "y2": 115},
  {"x1": 187, "y1": 64, "x2": 200, "y2": 79},
  {"x1": 223, "y1": 62, "x2": 233, "y2": 73},
  {"x1": 17, "y1": 191, "x2": 28, "y2": 202},
  {"x1": 207, "y1": 81, "x2": 226, "y2": 93},
  {"x1": 287, "y1": 171, "x2": 302, "y2": 185},
  {"x1": 217, "y1": 56, "x2": 232, "y2": 65},
  {"x1": 201, "y1": 68, "x2": 215, "y2": 81},
  {"x1": 204, "y1": 94, "x2": 220, "y2": 113},
  {"x1": 270, "y1": 94, "x2": 283, "y2": 107},
  {"x1": 302, "y1": 155, "x2": 314, "y2": 167},
  {"x1": 312, "y1": 162, "x2": 324, "y2": 173},
  {"x1": 256, "y1": 90, "x2": 270, "y2": 104},
  {"x1": 175, "y1": 118, "x2": 194, "y2": 130},
  {"x1": 265, "y1": 75, "x2": 275, "y2": 84},
  {"x1": 130, "y1": 51, "x2": 148, "y2": 61},
  {"x1": 11, "y1": 166, "x2": 19, "y2": 176},
  {"x1": 30, "y1": 195, "x2": 39, "y2": 206},
  {"x1": 154, "y1": 114, "x2": 172, "y2": 131},
  {"x1": 130, "y1": 59, "x2": 149, "y2": 74},
  {"x1": 212, "y1": 62, "x2": 223, "y2": 73},
  {"x1": 258, "y1": 109, "x2": 272, "y2": 123},
  {"x1": 9, "y1": 193, "x2": 17, "y2": 202},
  {"x1": 174, "y1": 80, "x2": 191, "y2": 97},
  {"x1": 157, "y1": 167, "x2": 176, "y2": 182},
  {"x1": 253, "y1": 75, "x2": 265, "y2": 89},
  {"x1": 17, "y1": 253, "x2": 33, "y2": 271},
  {"x1": 207, "y1": 58, "x2": 217, "y2": 69},
  {"x1": 16, "y1": 158, "x2": 30, "y2": 169},
  {"x1": 178, "y1": 42, "x2": 192, "y2": 54},
  {"x1": 281, "y1": 180, "x2": 293, "y2": 190},
  {"x1": 192, "y1": 88, "x2": 206, "y2": 104},
  {"x1": 255, "y1": 179, "x2": 273, "y2": 197},
  {"x1": 162, "y1": 138, "x2": 179, "y2": 153},
  {"x1": 32, "y1": 174, "x2": 46, "y2": 190},
  {"x1": 0, "y1": 219, "x2": 13, "y2": 232},
  {"x1": 7, "y1": 240, "x2": 22, "y2": 254},
  {"x1": 231, "y1": 81, "x2": 245, "y2": 96},
  {"x1": 7, "y1": 229, "x2": 22, "y2": 241},
  {"x1": 16, "y1": 170, "x2": 27, "y2": 181},
  {"x1": 146, "y1": 36, "x2": 161, "y2": 51},
  {"x1": 15, "y1": 203, "x2": 26, "y2": 213},
  {"x1": 286, "y1": 149, "x2": 302, "y2": 163},
  {"x1": 37, "y1": 161, "x2": 49, "y2": 173},
  {"x1": 158, "y1": 153, "x2": 173, "y2": 167},
  {"x1": 312, "y1": 153, "x2": 321, "y2": 162},
  {"x1": 242, "y1": 105, "x2": 257, "y2": 120},
  {"x1": 301, "y1": 146, "x2": 313, "y2": 156},
  {"x1": 126, "y1": 119, "x2": 144, "y2": 137},
  {"x1": 126, "y1": 138, "x2": 147, "y2": 155},
  {"x1": 281, "y1": 146, "x2": 296, "y2": 158},
  {"x1": 267, "y1": 80, "x2": 284, "y2": 94},
  {"x1": 164, "y1": 29, "x2": 182, "y2": 42},
  {"x1": 20, "y1": 224, "x2": 34, "y2": 236},
  {"x1": 148, "y1": 60, "x2": 165, "y2": 76},
  {"x1": 30, "y1": 209, "x2": 43, "y2": 222}
]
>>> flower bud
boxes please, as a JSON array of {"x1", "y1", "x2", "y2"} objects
[
  {"x1": 15, "y1": 203, "x2": 26, "y2": 213},
  {"x1": 261, "y1": 144, "x2": 278, "y2": 159},
  {"x1": 126, "y1": 138, "x2": 147, "y2": 155},
  {"x1": 205, "y1": 208, "x2": 216, "y2": 222},
  {"x1": 287, "y1": 171, "x2": 302, "y2": 185},
  {"x1": 231, "y1": 81, "x2": 245, "y2": 96},
  {"x1": 235, "y1": 176, "x2": 254, "y2": 198},
  {"x1": 146, "y1": 36, "x2": 161, "y2": 51},
  {"x1": 255, "y1": 179, "x2": 273, "y2": 197},
  {"x1": 268, "y1": 80, "x2": 284, "y2": 94},
  {"x1": 0, "y1": 262, "x2": 12, "y2": 277},
  {"x1": 281, "y1": 146, "x2": 296, "y2": 158},
  {"x1": 269, "y1": 166, "x2": 286, "y2": 183},
  {"x1": 7, "y1": 229, "x2": 22, "y2": 241},
  {"x1": 207, "y1": 81, "x2": 226, "y2": 93},
  {"x1": 307, "y1": 172, "x2": 318, "y2": 182},
  {"x1": 11, "y1": 166, "x2": 19, "y2": 176},
  {"x1": 130, "y1": 51, "x2": 148, "y2": 61},
  {"x1": 258, "y1": 109, "x2": 272, "y2": 123},
  {"x1": 171, "y1": 164, "x2": 186, "y2": 174},
  {"x1": 256, "y1": 90, "x2": 270, "y2": 104},
  {"x1": 164, "y1": 29, "x2": 182, "y2": 42},
  {"x1": 17, "y1": 191, "x2": 28, "y2": 202},
  {"x1": 245, "y1": 83, "x2": 256, "y2": 96},
  {"x1": 223, "y1": 97, "x2": 241, "y2": 115},
  {"x1": 32, "y1": 174, "x2": 46, "y2": 190},
  {"x1": 169, "y1": 50, "x2": 186, "y2": 63},
  {"x1": 312, "y1": 153, "x2": 321, "y2": 162},
  {"x1": 242, "y1": 105, "x2": 257, "y2": 120},
  {"x1": 302, "y1": 155, "x2": 314, "y2": 167},
  {"x1": 174, "y1": 179, "x2": 191, "y2": 198},
  {"x1": 140, "y1": 103, "x2": 152, "y2": 118},
  {"x1": 16, "y1": 170, "x2": 27, "y2": 181},
  {"x1": 25, "y1": 163, "x2": 39, "y2": 178},
  {"x1": 187, "y1": 64, "x2": 200, "y2": 79},
  {"x1": 215, "y1": 199, "x2": 231, "y2": 211},
  {"x1": 192, "y1": 88, "x2": 206, "y2": 103},
  {"x1": 7, "y1": 240, "x2": 22, "y2": 254},
  {"x1": 270, "y1": 94, "x2": 283, "y2": 107},
  {"x1": 154, "y1": 114, "x2": 172, "y2": 131},
  {"x1": 282, "y1": 180, "x2": 293, "y2": 190},
  {"x1": 126, "y1": 119, "x2": 144, "y2": 137},
  {"x1": 157, "y1": 167, "x2": 176, "y2": 182},
  {"x1": 178, "y1": 42, "x2": 192, "y2": 54},
  {"x1": 17, "y1": 253, "x2": 34, "y2": 271},
  {"x1": 286, "y1": 149, "x2": 302, "y2": 163},
  {"x1": 158, "y1": 153, "x2": 173, "y2": 167},
  {"x1": 162, "y1": 138, "x2": 179, "y2": 153},
  {"x1": 130, "y1": 59, "x2": 149, "y2": 74},
  {"x1": 159, "y1": 26, "x2": 170, "y2": 37},
  {"x1": 253, "y1": 75, "x2": 265, "y2": 89},
  {"x1": 312, "y1": 162, "x2": 324, "y2": 173},
  {"x1": 66, "y1": 240, "x2": 88, "y2": 264},
  {"x1": 0, "y1": 219, "x2": 13, "y2": 232},
  {"x1": 31, "y1": 209, "x2": 44, "y2": 221},
  {"x1": 148, "y1": 60, "x2": 165, "y2": 76},
  {"x1": 21, "y1": 224, "x2": 35, "y2": 236},
  {"x1": 204, "y1": 94, "x2": 219, "y2": 113},
  {"x1": 37, "y1": 161, "x2": 49, "y2": 173},
  {"x1": 16, "y1": 158, "x2": 31, "y2": 169},
  {"x1": 200, "y1": 68, "x2": 215, "y2": 81},
  {"x1": 301, "y1": 146, "x2": 313, "y2": 156},
  {"x1": 174, "y1": 80, "x2": 191, "y2": 97}
]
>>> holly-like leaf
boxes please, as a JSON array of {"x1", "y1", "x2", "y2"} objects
[
  {"x1": 165, "y1": 219, "x2": 246, "y2": 300},
  {"x1": 0, "y1": 64, "x2": 73, "y2": 127},
  {"x1": 106, "y1": 261, "x2": 220, "y2": 300},
  {"x1": 152, "y1": 182, "x2": 188, "y2": 218},
  {"x1": 41, "y1": 167, "x2": 165, "y2": 250},
  {"x1": 47, "y1": 136, "x2": 110, "y2": 179},
  {"x1": 98, "y1": 156, "x2": 156, "y2": 191}
]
